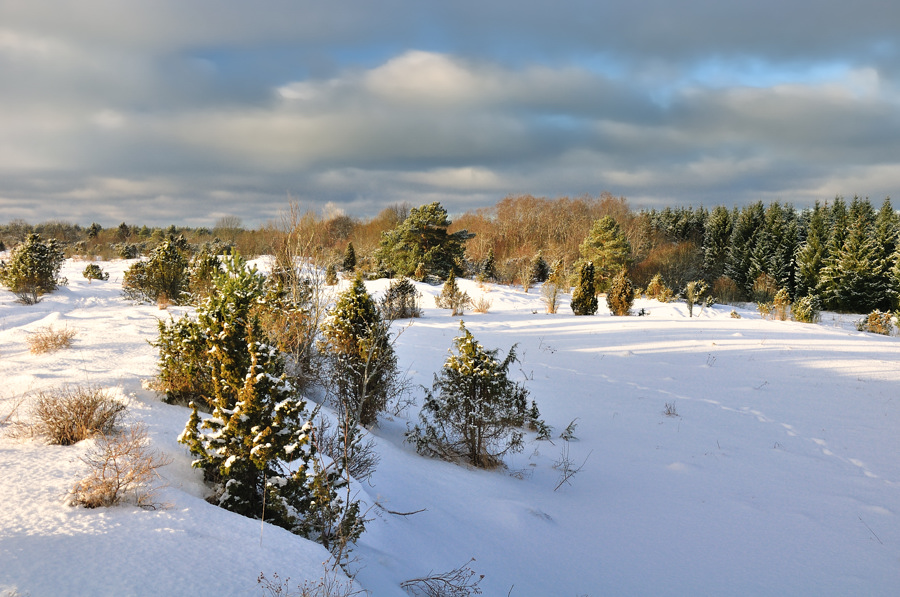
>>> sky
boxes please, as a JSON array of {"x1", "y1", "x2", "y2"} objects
[{"x1": 1, "y1": 0, "x2": 899, "y2": 228}]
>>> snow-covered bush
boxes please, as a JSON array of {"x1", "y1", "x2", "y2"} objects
[
  {"x1": 81, "y1": 263, "x2": 109, "y2": 282},
  {"x1": 434, "y1": 271, "x2": 470, "y2": 316},
  {"x1": 410, "y1": 321, "x2": 529, "y2": 468},
  {"x1": 856, "y1": 310, "x2": 893, "y2": 336},
  {"x1": 791, "y1": 294, "x2": 820, "y2": 323},
  {"x1": 645, "y1": 273, "x2": 674, "y2": 302},
  {"x1": 122, "y1": 238, "x2": 190, "y2": 305},
  {"x1": 772, "y1": 288, "x2": 791, "y2": 321},
  {"x1": 0, "y1": 233, "x2": 66, "y2": 304},
  {"x1": 380, "y1": 277, "x2": 421, "y2": 320},
  {"x1": 684, "y1": 280, "x2": 708, "y2": 318}
]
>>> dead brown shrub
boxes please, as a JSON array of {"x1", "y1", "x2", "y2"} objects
[
  {"x1": 27, "y1": 325, "x2": 77, "y2": 354},
  {"x1": 70, "y1": 422, "x2": 171, "y2": 509},
  {"x1": 29, "y1": 385, "x2": 126, "y2": 445}
]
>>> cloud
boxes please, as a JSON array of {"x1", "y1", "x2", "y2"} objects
[{"x1": 0, "y1": 3, "x2": 898, "y2": 225}]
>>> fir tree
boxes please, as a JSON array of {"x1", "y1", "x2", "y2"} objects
[
  {"x1": 411, "y1": 321, "x2": 528, "y2": 468},
  {"x1": 570, "y1": 262, "x2": 598, "y2": 315},
  {"x1": 818, "y1": 213, "x2": 888, "y2": 312},
  {"x1": 725, "y1": 201, "x2": 765, "y2": 299},
  {"x1": 579, "y1": 216, "x2": 631, "y2": 292},
  {"x1": 320, "y1": 275, "x2": 398, "y2": 427},
  {"x1": 480, "y1": 248, "x2": 496, "y2": 281}
]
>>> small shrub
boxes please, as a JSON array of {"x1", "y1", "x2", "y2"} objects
[
  {"x1": 644, "y1": 273, "x2": 673, "y2": 302},
  {"x1": 772, "y1": 288, "x2": 791, "y2": 321},
  {"x1": 541, "y1": 282, "x2": 562, "y2": 314},
  {"x1": 730, "y1": 309, "x2": 741, "y2": 319},
  {"x1": 82, "y1": 263, "x2": 109, "y2": 283},
  {"x1": 712, "y1": 276, "x2": 741, "y2": 304},
  {"x1": 606, "y1": 269, "x2": 635, "y2": 316},
  {"x1": 791, "y1": 294, "x2": 820, "y2": 323},
  {"x1": 257, "y1": 567, "x2": 363, "y2": 597},
  {"x1": 410, "y1": 321, "x2": 528, "y2": 468},
  {"x1": 757, "y1": 302, "x2": 773, "y2": 319},
  {"x1": 434, "y1": 271, "x2": 470, "y2": 316},
  {"x1": 856, "y1": 310, "x2": 893, "y2": 335},
  {"x1": 70, "y1": 422, "x2": 172, "y2": 509},
  {"x1": 27, "y1": 325, "x2": 77, "y2": 354},
  {"x1": 187, "y1": 250, "x2": 221, "y2": 301},
  {"x1": 380, "y1": 277, "x2": 422, "y2": 320},
  {"x1": 684, "y1": 280, "x2": 708, "y2": 317},
  {"x1": 0, "y1": 233, "x2": 66, "y2": 304},
  {"x1": 400, "y1": 558, "x2": 484, "y2": 596},
  {"x1": 313, "y1": 417, "x2": 380, "y2": 483},
  {"x1": 470, "y1": 294, "x2": 492, "y2": 314},
  {"x1": 325, "y1": 264, "x2": 338, "y2": 286},
  {"x1": 751, "y1": 273, "x2": 778, "y2": 304},
  {"x1": 663, "y1": 401, "x2": 679, "y2": 417},
  {"x1": 30, "y1": 385, "x2": 126, "y2": 445},
  {"x1": 122, "y1": 238, "x2": 190, "y2": 305}
]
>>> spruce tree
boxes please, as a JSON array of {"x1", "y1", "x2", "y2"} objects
[
  {"x1": 570, "y1": 262, "x2": 598, "y2": 315},
  {"x1": 529, "y1": 251, "x2": 550, "y2": 283},
  {"x1": 435, "y1": 270, "x2": 470, "y2": 316},
  {"x1": 702, "y1": 205, "x2": 733, "y2": 281},
  {"x1": 725, "y1": 201, "x2": 765, "y2": 299},
  {"x1": 795, "y1": 202, "x2": 827, "y2": 298},
  {"x1": 818, "y1": 213, "x2": 887, "y2": 312}
]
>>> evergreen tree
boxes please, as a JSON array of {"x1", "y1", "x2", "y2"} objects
[
  {"x1": 411, "y1": 321, "x2": 528, "y2": 468},
  {"x1": 529, "y1": 251, "x2": 550, "y2": 283},
  {"x1": 320, "y1": 275, "x2": 398, "y2": 427},
  {"x1": 818, "y1": 213, "x2": 886, "y2": 312},
  {"x1": 606, "y1": 269, "x2": 635, "y2": 316},
  {"x1": 702, "y1": 205, "x2": 733, "y2": 281},
  {"x1": 375, "y1": 202, "x2": 473, "y2": 279},
  {"x1": 480, "y1": 248, "x2": 496, "y2": 281},
  {"x1": 342, "y1": 242, "x2": 357, "y2": 273},
  {"x1": 795, "y1": 201, "x2": 827, "y2": 298},
  {"x1": 0, "y1": 233, "x2": 66, "y2": 303},
  {"x1": 579, "y1": 216, "x2": 631, "y2": 292},
  {"x1": 570, "y1": 262, "x2": 598, "y2": 315},
  {"x1": 434, "y1": 270, "x2": 470, "y2": 316},
  {"x1": 122, "y1": 238, "x2": 190, "y2": 304},
  {"x1": 725, "y1": 201, "x2": 766, "y2": 299}
]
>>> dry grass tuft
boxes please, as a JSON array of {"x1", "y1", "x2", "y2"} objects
[
  {"x1": 470, "y1": 294, "x2": 493, "y2": 314},
  {"x1": 27, "y1": 325, "x2": 77, "y2": 354},
  {"x1": 70, "y1": 422, "x2": 171, "y2": 510},
  {"x1": 29, "y1": 385, "x2": 126, "y2": 445}
]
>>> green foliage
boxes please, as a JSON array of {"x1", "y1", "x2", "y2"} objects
[
  {"x1": 342, "y1": 242, "x2": 357, "y2": 272},
  {"x1": 187, "y1": 250, "x2": 221, "y2": 302},
  {"x1": 434, "y1": 271, "x2": 470, "y2": 316},
  {"x1": 570, "y1": 262, "x2": 598, "y2": 315},
  {"x1": 410, "y1": 321, "x2": 528, "y2": 468},
  {"x1": 480, "y1": 248, "x2": 496, "y2": 281},
  {"x1": 645, "y1": 273, "x2": 673, "y2": 302},
  {"x1": 856, "y1": 310, "x2": 894, "y2": 335},
  {"x1": 380, "y1": 277, "x2": 422, "y2": 320},
  {"x1": 791, "y1": 294, "x2": 821, "y2": 323},
  {"x1": 529, "y1": 252, "x2": 550, "y2": 283},
  {"x1": 817, "y1": 212, "x2": 891, "y2": 312},
  {"x1": 320, "y1": 275, "x2": 399, "y2": 427},
  {"x1": 579, "y1": 216, "x2": 631, "y2": 292},
  {"x1": 606, "y1": 269, "x2": 635, "y2": 316},
  {"x1": 82, "y1": 263, "x2": 109, "y2": 282},
  {"x1": 0, "y1": 233, "x2": 66, "y2": 303},
  {"x1": 772, "y1": 288, "x2": 791, "y2": 321},
  {"x1": 122, "y1": 238, "x2": 190, "y2": 304},
  {"x1": 375, "y1": 202, "x2": 473, "y2": 279}
]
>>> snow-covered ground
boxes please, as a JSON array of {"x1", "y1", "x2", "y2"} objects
[{"x1": 2, "y1": 258, "x2": 900, "y2": 596}]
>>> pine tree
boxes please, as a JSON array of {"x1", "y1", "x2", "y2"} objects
[
  {"x1": 606, "y1": 269, "x2": 635, "y2": 316},
  {"x1": 320, "y1": 275, "x2": 398, "y2": 427},
  {"x1": 579, "y1": 216, "x2": 631, "y2": 292},
  {"x1": 411, "y1": 321, "x2": 528, "y2": 468},
  {"x1": 570, "y1": 262, "x2": 598, "y2": 315},
  {"x1": 529, "y1": 251, "x2": 550, "y2": 283},
  {"x1": 725, "y1": 201, "x2": 766, "y2": 299},
  {"x1": 480, "y1": 248, "x2": 496, "y2": 281},
  {"x1": 342, "y1": 242, "x2": 357, "y2": 273}
]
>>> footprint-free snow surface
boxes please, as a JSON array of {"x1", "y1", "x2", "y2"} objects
[{"x1": 2, "y1": 259, "x2": 899, "y2": 596}]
